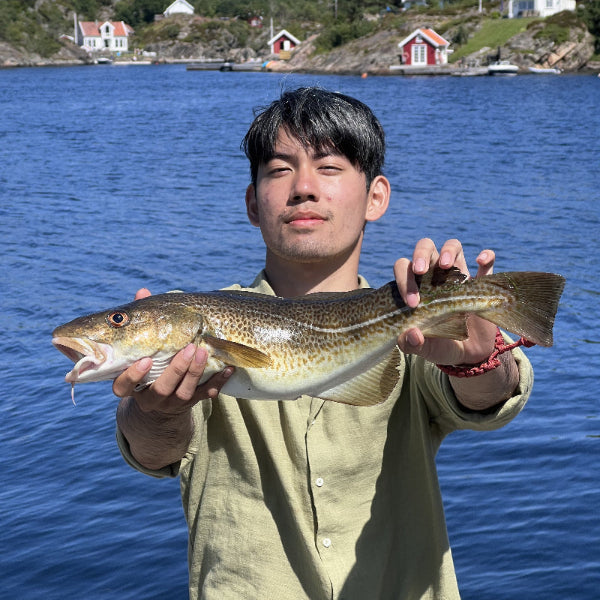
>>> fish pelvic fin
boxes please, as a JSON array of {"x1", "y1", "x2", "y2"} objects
[
  {"x1": 204, "y1": 335, "x2": 273, "y2": 368},
  {"x1": 316, "y1": 347, "x2": 403, "y2": 406},
  {"x1": 420, "y1": 313, "x2": 470, "y2": 340},
  {"x1": 477, "y1": 272, "x2": 566, "y2": 347}
]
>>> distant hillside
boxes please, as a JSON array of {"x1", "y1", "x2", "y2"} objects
[{"x1": 0, "y1": 0, "x2": 598, "y2": 71}]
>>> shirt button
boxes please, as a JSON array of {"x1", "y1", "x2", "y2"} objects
[
  {"x1": 315, "y1": 477, "x2": 324, "y2": 487},
  {"x1": 322, "y1": 538, "x2": 332, "y2": 548}
]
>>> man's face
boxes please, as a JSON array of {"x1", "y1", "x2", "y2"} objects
[{"x1": 246, "y1": 129, "x2": 388, "y2": 266}]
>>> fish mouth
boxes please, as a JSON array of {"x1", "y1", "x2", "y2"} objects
[{"x1": 52, "y1": 336, "x2": 115, "y2": 383}]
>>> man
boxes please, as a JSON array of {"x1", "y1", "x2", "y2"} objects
[{"x1": 115, "y1": 87, "x2": 532, "y2": 599}]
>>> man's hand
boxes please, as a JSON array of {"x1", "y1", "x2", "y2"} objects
[
  {"x1": 114, "y1": 288, "x2": 233, "y2": 470},
  {"x1": 394, "y1": 238, "x2": 519, "y2": 410},
  {"x1": 112, "y1": 288, "x2": 233, "y2": 415},
  {"x1": 393, "y1": 238, "x2": 498, "y2": 367}
]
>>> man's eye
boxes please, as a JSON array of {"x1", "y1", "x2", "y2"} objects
[{"x1": 269, "y1": 166, "x2": 290, "y2": 175}]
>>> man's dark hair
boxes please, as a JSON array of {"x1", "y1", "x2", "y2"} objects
[{"x1": 242, "y1": 87, "x2": 386, "y2": 189}]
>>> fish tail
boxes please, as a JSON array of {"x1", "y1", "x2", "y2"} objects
[{"x1": 478, "y1": 272, "x2": 566, "y2": 347}]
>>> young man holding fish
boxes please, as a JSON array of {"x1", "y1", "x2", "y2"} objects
[{"x1": 113, "y1": 88, "x2": 536, "y2": 599}]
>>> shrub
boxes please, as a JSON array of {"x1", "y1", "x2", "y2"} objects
[{"x1": 314, "y1": 20, "x2": 375, "y2": 53}]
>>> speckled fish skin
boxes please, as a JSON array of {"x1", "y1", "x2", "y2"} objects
[{"x1": 52, "y1": 268, "x2": 565, "y2": 406}]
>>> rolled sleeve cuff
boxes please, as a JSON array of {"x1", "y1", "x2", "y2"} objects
[{"x1": 115, "y1": 426, "x2": 181, "y2": 479}]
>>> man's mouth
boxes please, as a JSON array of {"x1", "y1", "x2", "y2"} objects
[{"x1": 285, "y1": 212, "x2": 326, "y2": 226}]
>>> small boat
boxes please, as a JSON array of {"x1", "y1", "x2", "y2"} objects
[
  {"x1": 528, "y1": 66, "x2": 561, "y2": 75},
  {"x1": 95, "y1": 57, "x2": 113, "y2": 65},
  {"x1": 186, "y1": 61, "x2": 226, "y2": 71},
  {"x1": 187, "y1": 60, "x2": 263, "y2": 72},
  {"x1": 488, "y1": 61, "x2": 519, "y2": 75}
]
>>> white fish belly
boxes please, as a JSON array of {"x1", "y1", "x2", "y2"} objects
[{"x1": 218, "y1": 340, "x2": 397, "y2": 401}]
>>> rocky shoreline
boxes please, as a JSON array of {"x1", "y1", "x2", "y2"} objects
[{"x1": 2, "y1": 18, "x2": 598, "y2": 75}]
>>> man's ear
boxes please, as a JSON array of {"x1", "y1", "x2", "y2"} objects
[
  {"x1": 365, "y1": 175, "x2": 391, "y2": 223},
  {"x1": 245, "y1": 184, "x2": 260, "y2": 227}
]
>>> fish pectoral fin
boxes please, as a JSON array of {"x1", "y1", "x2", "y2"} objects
[
  {"x1": 316, "y1": 347, "x2": 403, "y2": 407},
  {"x1": 204, "y1": 335, "x2": 272, "y2": 368},
  {"x1": 420, "y1": 313, "x2": 469, "y2": 340}
]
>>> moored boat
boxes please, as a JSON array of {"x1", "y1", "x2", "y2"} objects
[
  {"x1": 488, "y1": 61, "x2": 519, "y2": 75},
  {"x1": 528, "y1": 66, "x2": 561, "y2": 74}
]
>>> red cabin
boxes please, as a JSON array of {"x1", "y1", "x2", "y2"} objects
[{"x1": 398, "y1": 28, "x2": 450, "y2": 66}]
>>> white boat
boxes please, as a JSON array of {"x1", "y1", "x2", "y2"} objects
[
  {"x1": 528, "y1": 66, "x2": 561, "y2": 75},
  {"x1": 488, "y1": 61, "x2": 519, "y2": 75}
]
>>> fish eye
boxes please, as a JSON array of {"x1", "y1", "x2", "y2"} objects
[{"x1": 107, "y1": 311, "x2": 130, "y2": 328}]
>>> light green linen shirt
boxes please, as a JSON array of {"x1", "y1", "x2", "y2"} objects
[{"x1": 117, "y1": 271, "x2": 533, "y2": 600}]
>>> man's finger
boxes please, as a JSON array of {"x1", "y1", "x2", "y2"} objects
[
  {"x1": 113, "y1": 357, "x2": 153, "y2": 397},
  {"x1": 475, "y1": 249, "x2": 495, "y2": 278},
  {"x1": 135, "y1": 288, "x2": 152, "y2": 300}
]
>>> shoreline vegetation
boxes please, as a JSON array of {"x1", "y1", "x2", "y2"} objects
[{"x1": 1, "y1": 0, "x2": 599, "y2": 74}]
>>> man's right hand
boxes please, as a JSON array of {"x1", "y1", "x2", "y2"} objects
[
  {"x1": 114, "y1": 288, "x2": 234, "y2": 470},
  {"x1": 113, "y1": 343, "x2": 234, "y2": 416}
]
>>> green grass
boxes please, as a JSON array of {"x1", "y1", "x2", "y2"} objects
[{"x1": 449, "y1": 17, "x2": 537, "y2": 62}]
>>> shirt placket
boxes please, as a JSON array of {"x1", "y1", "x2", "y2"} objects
[{"x1": 305, "y1": 399, "x2": 338, "y2": 577}]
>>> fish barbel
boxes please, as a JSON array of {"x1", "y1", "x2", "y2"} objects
[{"x1": 52, "y1": 267, "x2": 565, "y2": 406}]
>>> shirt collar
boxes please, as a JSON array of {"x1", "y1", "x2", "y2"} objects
[{"x1": 247, "y1": 270, "x2": 371, "y2": 296}]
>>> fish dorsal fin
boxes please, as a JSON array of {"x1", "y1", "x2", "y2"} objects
[
  {"x1": 417, "y1": 265, "x2": 467, "y2": 293},
  {"x1": 316, "y1": 347, "x2": 403, "y2": 406},
  {"x1": 204, "y1": 335, "x2": 272, "y2": 368},
  {"x1": 420, "y1": 313, "x2": 470, "y2": 340}
]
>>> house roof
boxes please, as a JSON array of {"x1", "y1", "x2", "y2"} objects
[
  {"x1": 79, "y1": 21, "x2": 134, "y2": 38},
  {"x1": 164, "y1": 0, "x2": 195, "y2": 14},
  {"x1": 267, "y1": 29, "x2": 301, "y2": 46},
  {"x1": 398, "y1": 27, "x2": 449, "y2": 49}
]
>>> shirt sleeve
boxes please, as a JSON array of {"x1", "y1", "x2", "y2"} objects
[
  {"x1": 412, "y1": 340, "x2": 533, "y2": 436},
  {"x1": 115, "y1": 425, "x2": 180, "y2": 478},
  {"x1": 115, "y1": 399, "x2": 212, "y2": 479}
]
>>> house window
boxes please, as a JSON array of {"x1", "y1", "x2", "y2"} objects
[
  {"x1": 412, "y1": 44, "x2": 427, "y2": 65},
  {"x1": 105, "y1": 25, "x2": 111, "y2": 34},
  {"x1": 545, "y1": 0, "x2": 553, "y2": 6}
]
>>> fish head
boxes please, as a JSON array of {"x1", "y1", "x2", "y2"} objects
[{"x1": 51, "y1": 294, "x2": 204, "y2": 385}]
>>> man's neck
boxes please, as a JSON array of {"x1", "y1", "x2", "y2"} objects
[{"x1": 264, "y1": 253, "x2": 361, "y2": 297}]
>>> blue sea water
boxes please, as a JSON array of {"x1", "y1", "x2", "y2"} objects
[{"x1": 1, "y1": 65, "x2": 598, "y2": 599}]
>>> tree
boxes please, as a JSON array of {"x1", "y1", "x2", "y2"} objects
[{"x1": 580, "y1": 0, "x2": 600, "y2": 53}]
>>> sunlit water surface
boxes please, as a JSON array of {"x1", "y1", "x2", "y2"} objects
[{"x1": 1, "y1": 66, "x2": 598, "y2": 599}]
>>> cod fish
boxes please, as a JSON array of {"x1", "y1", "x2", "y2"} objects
[{"x1": 52, "y1": 267, "x2": 565, "y2": 406}]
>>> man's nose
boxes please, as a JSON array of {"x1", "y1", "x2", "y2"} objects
[{"x1": 291, "y1": 167, "x2": 318, "y2": 201}]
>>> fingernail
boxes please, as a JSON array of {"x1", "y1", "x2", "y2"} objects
[
  {"x1": 407, "y1": 330, "x2": 421, "y2": 347},
  {"x1": 137, "y1": 357, "x2": 152, "y2": 372},
  {"x1": 183, "y1": 344, "x2": 195, "y2": 360},
  {"x1": 414, "y1": 258, "x2": 426, "y2": 273},
  {"x1": 222, "y1": 367, "x2": 234, "y2": 379},
  {"x1": 406, "y1": 291, "x2": 420, "y2": 308},
  {"x1": 194, "y1": 347, "x2": 207, "y2": 364},
  {"x1": 440, "y1": 252, "x2": 452, "y2": 267}
]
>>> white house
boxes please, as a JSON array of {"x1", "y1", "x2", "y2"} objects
[
  {"x1": 509, "y1": 0, "x2": 576, "y2": 18},
  {"x1": 164, "y1": 0, "x2": 195, "y2": 17},
  {"x1": 78, "y1": 21, "x2": 134, "y2": 52},
  {"x1": 267, "y1": 29, "x2": 301, "y2": 55}
]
